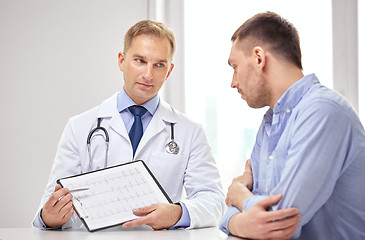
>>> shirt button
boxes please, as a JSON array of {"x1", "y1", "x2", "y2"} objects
[
  {"x1": 265, "y1": 187, "x2": 268, "y2": 193},
  {"x1": 269, "y1": 155, "x2": 274, "y2": 160},
  {"x1": 286, "y1": 108, "x2": 291, "y2": 113}
]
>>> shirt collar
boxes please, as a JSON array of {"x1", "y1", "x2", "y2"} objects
[
  {"x1": 117, "y1": 88, "x2": 159, "y2": 115},
  {"x1": 273, "y1": 73, "x2": 319, "y2": 114}
]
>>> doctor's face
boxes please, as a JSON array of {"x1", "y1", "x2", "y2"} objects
[{"x1": 118, "y1": 34, "x2": 174, "y2": 105}]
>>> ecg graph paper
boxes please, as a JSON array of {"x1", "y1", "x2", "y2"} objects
[{"x1": 58, "y1": 160, "x2": 171, "y2": 231}]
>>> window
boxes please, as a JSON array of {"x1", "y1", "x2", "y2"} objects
[
  {"x1": 184, "y1": 0, "x2": 332, "y2": 191},
  {"x1": 359, "y1": 0, "x2": 365, "y2": 123}
]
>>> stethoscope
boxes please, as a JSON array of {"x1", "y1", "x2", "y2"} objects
[
  {"x1": 87, "y1": 118, "x2": 179, "y2": 169},
  {"x1": 87, "y1": 118, "x2": 109, "y2": 170},
  {"x1": 165, "y1": 123, "x2": 180, "y2": 154}
]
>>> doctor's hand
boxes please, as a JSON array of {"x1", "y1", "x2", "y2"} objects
[
  {"x1": 228, "y1": 194, "x2": 301, "y2": 240},
  {"x1": 121, "y1": 203, "x2": 182, "y2": 230},
  {"x1": 225, "y1": 159, "x2": 253, "y2": 211},
  {"x1": 41, "y1": 184, "x2": 74, "y2": 228}
]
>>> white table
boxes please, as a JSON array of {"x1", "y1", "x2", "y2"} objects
[{"x1": 0, "y1": 226, "x2": 240, "y2": 240}]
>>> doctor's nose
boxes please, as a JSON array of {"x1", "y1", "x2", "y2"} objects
[{"x1": 142, "y1": 64, "x2": 153, "y2": 81}]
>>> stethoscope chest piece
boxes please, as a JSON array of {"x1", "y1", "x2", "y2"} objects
[
  {"x1": 165, "y1": 122, "x2": 179, "y2": 154},
  {"x1": 166, "y1": 140, "x2": 179, "y2": 154}
]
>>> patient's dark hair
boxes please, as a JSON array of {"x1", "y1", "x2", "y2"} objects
[{"x1": 232, "y1": 11, "x2": 302, "y2": 69}]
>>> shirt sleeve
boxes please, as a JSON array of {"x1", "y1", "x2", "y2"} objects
[
  {"x1": 218, "y1": 206, "x2": 240, "y2": 235},
  {"x1": 168, "y1": 202, "x2": 191, "y2": 229},
  {"x1": 247, "y1": 100, "x2": 356, "y2": 238},
  {"x1": 219, "y1": 195, "x2": 268, "y2": 236},
  {"x1": 242, "y1": 195, "x2": 268, "y2": 212},
  {"x1": 32, "y1": 209, "x2": 47, "y2": 229},
  {"x1": 32, "y1": 209, "x2": 62, "y2": 230}
]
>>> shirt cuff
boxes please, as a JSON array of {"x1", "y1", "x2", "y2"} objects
[
  {"x1": 243, "y1": 195, "x2": 268, "y2": 212},
  {"x1": 219, "y1": 206, "x2": 240, "y2": 235},
  {"x1": 168, "y1": 202, "x2": 191, "y2": 229},
  {"x1": 36, "y1": 209, "x2": 62, "y2": 230}
]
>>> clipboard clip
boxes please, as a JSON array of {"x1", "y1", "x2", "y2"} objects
[{"x1": 73, "y1": 196, "x2": 89, "y2": 219}]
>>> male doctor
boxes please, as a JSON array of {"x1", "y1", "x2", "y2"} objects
[{"x1": 33, "y1": 20, "x2": 225, "y2": 230}]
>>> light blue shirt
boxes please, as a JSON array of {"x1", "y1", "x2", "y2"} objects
[
  {"x1": 117, "y1": 88, "x2": 158, "y2": 133},
  {"x1": 220, "y1": 74, "x2": 365, "y2": 239}
]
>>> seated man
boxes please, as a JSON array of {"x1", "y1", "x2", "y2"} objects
[{"x1": 220, "y1": 11, "x2": 365, "y2": 239}]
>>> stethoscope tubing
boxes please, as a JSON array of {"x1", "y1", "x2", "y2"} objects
[
  {"x1": 87, "y1": 118, "x2": 109, "y2": 170},
  {"x1": 87, "y1": 118, "x2": 179, "y2": 171}
]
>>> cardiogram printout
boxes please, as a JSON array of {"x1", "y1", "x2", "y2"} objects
[{"x1": 57, "y1": 160, "x2": 172, "y2": 232}]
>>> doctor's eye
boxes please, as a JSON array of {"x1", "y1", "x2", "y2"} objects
[
  {"x1": 135, "y1": 58, "x2": 146, "y2": 64},
  {"x1": 155, "y1": 63, "x2": 166, "y2": 68}
]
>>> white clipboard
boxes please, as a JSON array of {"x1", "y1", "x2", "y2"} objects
[{"x1": 57, "y1": 160, "x2": 172, "y2": 232}]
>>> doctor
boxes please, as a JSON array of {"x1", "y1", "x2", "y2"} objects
[{"x1": 33, "y1": 20, "x2": 225, "y2": 230}]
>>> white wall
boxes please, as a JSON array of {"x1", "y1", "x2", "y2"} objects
[
  {"x1": 332, "y1": 0, "x2": 359, "y2": 113},
  {"x1": 0, "y1": 0, "x2": 148, "y2": 227}
]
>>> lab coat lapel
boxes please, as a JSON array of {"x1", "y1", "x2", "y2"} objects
[
  {"x1": 97, "y1": 93, "x2": 130, "y2": 141},
  {"x1": 109, "y1": 113, "x2": 129, "y2": 140}
]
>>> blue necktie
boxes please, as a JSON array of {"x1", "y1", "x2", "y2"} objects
[{"x1": 128, "y1": 105, "x2": 147, "y2": 156}]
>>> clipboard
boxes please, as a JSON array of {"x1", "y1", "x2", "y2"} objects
[{"x1": 57, "y1": 160, "x2": 172, "y2": 232}]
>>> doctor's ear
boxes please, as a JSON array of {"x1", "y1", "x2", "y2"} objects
[
  {"x1": 165, "y1": 63, "x2": 174, "y2": 80},
  {"x1": 118, "y1": 52, "x2": 125, "y2": 71}
]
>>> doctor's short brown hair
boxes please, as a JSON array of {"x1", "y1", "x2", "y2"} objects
[
  {"x1": 232, "y1": 11, "x2": 303, "y2": 70},
  {"x1": 123, "y1": 20, "x2": 176, "y2": 60}
]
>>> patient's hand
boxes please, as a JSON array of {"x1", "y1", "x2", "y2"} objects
[
  {"x1": 225, "y1": 160, "x2": 253, "y2": 210},
  {"x1": 228, "y1": 194, "x2": 301, "y2": 240}
]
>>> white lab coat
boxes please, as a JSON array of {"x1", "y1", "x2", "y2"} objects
[{"x1": 33, "y1": 93, "x2": 225, "y2": 229}]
